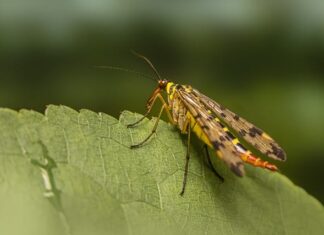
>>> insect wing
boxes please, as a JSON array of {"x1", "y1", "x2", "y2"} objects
[
  {"x1": 177, "y1": 88, "x2": 245, "y2": 177},
  {"x1": 192, "y1": 89, "x2": 286, "y2": 161}
]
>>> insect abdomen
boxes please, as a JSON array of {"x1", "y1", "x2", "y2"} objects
[
  {"x1": 215, "y1": 117, "x2": 278, "y2": 171},
  {"x1": 187, "y1": 112, "x2": 213, "y2": 147}
]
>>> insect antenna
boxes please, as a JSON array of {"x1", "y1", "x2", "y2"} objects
[
  {"x1": 94, "y1": 65, "x2": 157, "y2": 82},
  {"x1": 131, "y1": 50, "x2": 161, "y2": 82}
]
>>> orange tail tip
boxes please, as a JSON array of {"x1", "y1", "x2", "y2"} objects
[{"x1": 240, "y1": 153, "x2": 278, "y2": 172}]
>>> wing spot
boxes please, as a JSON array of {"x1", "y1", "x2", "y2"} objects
[
  {"x1": 219, "y1": 105, "x2": 226, "y2": 111},
  {"x1": 249, "y1": 126, "x2": 263, "y2": 137},
  {"x1": 201, "y1": 125, "x2": 210, "y2": 130},
  {"x1": 226, "y1": 131, "x2": 235, "y2": 139},
  {"x1": 270, "y1": 143, "x2": 286, "y2": 160},
  {"x1": 230, "y1": 162, "x2": 244, "y2": 177},
  {"x1": 233, "y1": 115, "x2": 240, "y2": 121},
  {"x1": 238, "y1": 129, "x2": 247, "y2": 137},
  {"x1": 207, "y1": 113, "x2": 217, "y2": 121},
  {"x1": 211, "y1": 140, "x2": 224, "y2": 150},
  {"x1": 220, "y1": 136, "x2": 226, "y2": 142}
]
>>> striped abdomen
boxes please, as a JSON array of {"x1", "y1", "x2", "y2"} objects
[
  {"x1": 213, "y1": 117, "x2": 278, "y2": 171},
  {"x1": 166, "y1": 82, "x2": 278, "y2": 172}
]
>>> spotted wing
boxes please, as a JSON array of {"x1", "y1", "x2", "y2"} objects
[
  {"x1": 192, "y1": 88, "x2": 286, "y2": 161},
  {"x1": 177, "y1": 87, "x2": 245, "y2": 177}
]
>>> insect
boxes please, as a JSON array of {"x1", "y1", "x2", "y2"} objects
[{"x1": 117, "y1": 52, "x2": 286, "y2": 196}]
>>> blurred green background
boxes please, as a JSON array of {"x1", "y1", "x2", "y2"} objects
[{"x1": 0, "y1": 1, "x2": 323, "y2": 203}]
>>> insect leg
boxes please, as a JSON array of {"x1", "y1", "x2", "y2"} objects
[
  {"x1": 130, "y1": 102, "x2": 168, "y2": 149},
  {"x1": 127, "y1": 112, "x2": 149, "y2": 128},
  {"x1": 180, "y1": 121, "x2": 191, "y2": 196},
  {"x1": 203, "y1": 145, "x2": 224, "y2": 182},
  {"x1": 127, "y1": 88, "x2": 160, "y2": 128},
  {"x1": 127, "y1": 90, "x2": 174, "y2": 128}
]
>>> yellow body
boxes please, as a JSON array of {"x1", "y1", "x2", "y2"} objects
[{"x1": 166, "y1": 82, "x2": 213, "y2": 148}]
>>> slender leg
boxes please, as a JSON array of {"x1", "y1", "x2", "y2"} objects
[
  {"x1": 127, "y1": 109, "x2": 151, "y2": 128},
  {"x1": 130, "y1": 103, "x2": 168, "y2": 149},
  {"x1": 127, "y1": 92, "x2": 174, "y2": 128},
  {"x1": 180, "y1": 123, "x2": 191, "y2": 196},
  {"x1": 203, "y1": 145, "x2": 224, "y2": 182}
]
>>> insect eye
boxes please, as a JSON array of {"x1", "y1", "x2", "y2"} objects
[{"x1": 158, "y1": 80, "x2": 168, "y2": 88}]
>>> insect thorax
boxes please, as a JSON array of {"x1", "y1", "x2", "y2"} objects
[{"x1": 165, "y1": 83, "x2": 187, "y2": 132}]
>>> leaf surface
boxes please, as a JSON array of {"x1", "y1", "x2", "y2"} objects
[{"x1": 0, "y1": 105, "x2": 323, "y2": 235}]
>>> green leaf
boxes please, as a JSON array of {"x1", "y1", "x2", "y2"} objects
[{"x1": 0, "y1": 105, "x2": 323, "y2": 235}]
